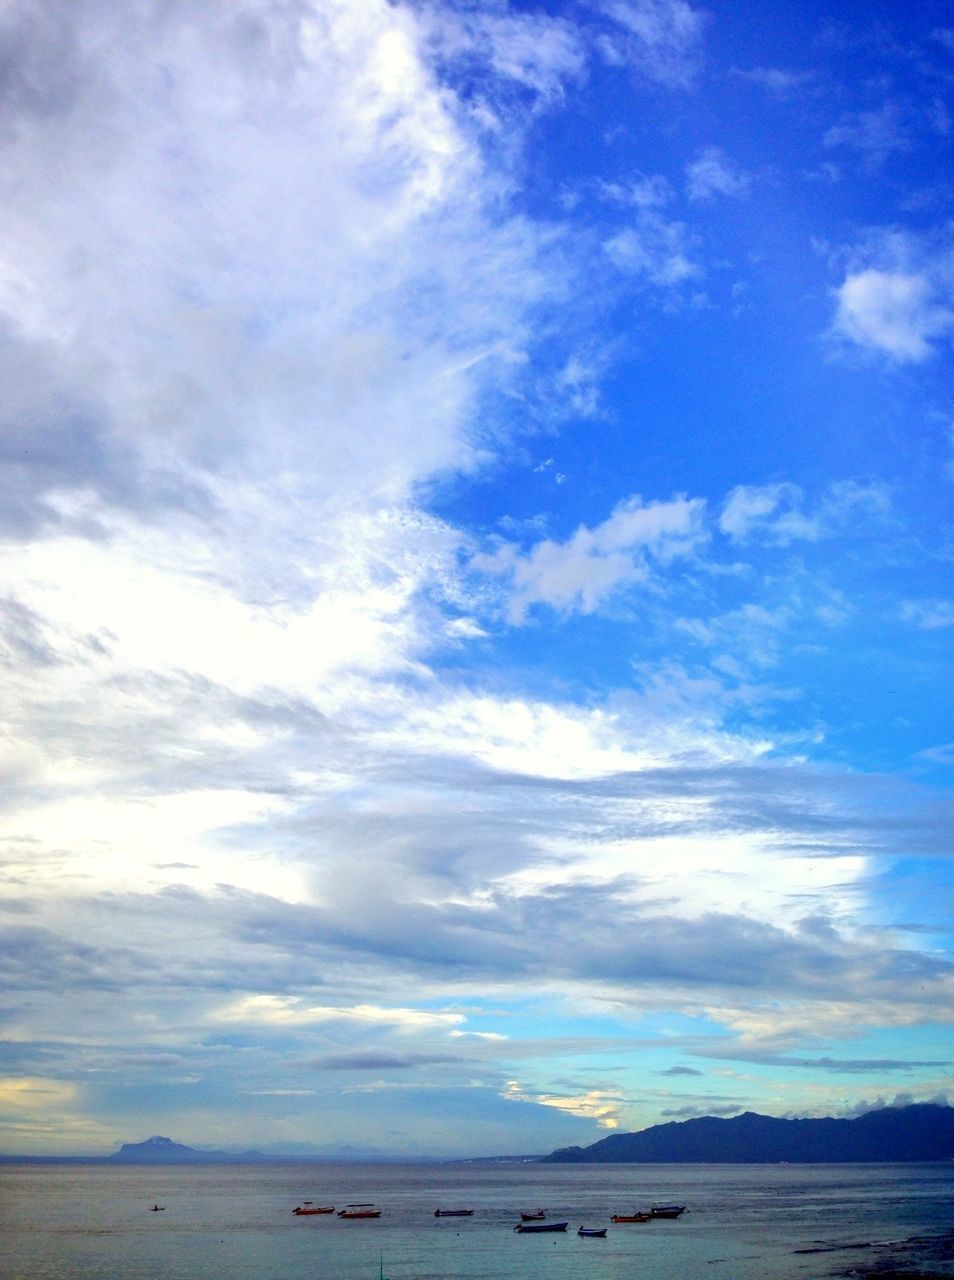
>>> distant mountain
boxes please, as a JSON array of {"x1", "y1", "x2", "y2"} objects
[
  {"x1": 107, "y1": 1135, "x2": 264, "y2": 1163},
  {"x1": 541, "y1": 1104, "x2": 954, "y2": 1163}
]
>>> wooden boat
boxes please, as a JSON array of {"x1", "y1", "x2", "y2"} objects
[
  {"x1": 611, "y1": 1212, "x2": 651, "y2": 1223},
  {"x1": 520, "y1": 1210, "x2": 545, "y2": 1221},
  {"x1": 338, "y1": 1204, "x2": 382, "y2": 1219},
  {"x1": 514, "y1": 1221, "x2": 568, "y2": 1233},
  {"x1": 434, "y1": 1208, "x2": 474, "y2": 1216},
  {"x1": 650, "y1": 1203, "x2": 686, "y2": 1218},
  {"x1": 577, "y1": 1226, "x2": 607, "y2": 1237},
  {"x1": 293, "y1": 1205, "x2": 334, "y2": 1215}
]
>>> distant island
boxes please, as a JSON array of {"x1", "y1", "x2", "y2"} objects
[
  {"x1": 542, "y1": 1103, "x2": 954, "y2": 1163},
  {"x1": 109, "y1": 1136, "x2": 263, "y2": 1163}
]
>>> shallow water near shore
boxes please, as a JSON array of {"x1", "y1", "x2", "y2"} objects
[{"x1": 2, "y1": 1161, "x2": 953, "y2": 1280}]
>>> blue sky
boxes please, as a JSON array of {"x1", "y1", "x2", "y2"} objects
[{"x1": 1, "y1": 0, "x2": 952, "y2": 1157}]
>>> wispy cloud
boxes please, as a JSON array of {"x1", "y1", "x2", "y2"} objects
[
  {"x1": 901, "y1": 599, "x2": 954, "y2": 629},
  {"x1": 719, "y1": 480, "x2": 890, "y2": 544},
  {"x1": 597, "y1": 0, "x2": 707, "y2": 87},
  {"x1": 824, "y1": 102, "x2": 911, "y2": 169}
]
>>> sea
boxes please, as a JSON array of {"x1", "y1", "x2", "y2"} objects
[{"x1": 2, "y1": 1161, "x2": 953, "y2": 1280}]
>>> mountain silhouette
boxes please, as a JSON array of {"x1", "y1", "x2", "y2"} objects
[{"x1": 541, "y1": 1104, "x2": 954, "y2": 1163}]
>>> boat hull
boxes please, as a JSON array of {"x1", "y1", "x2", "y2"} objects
[{"x1": 515, "y1": 1222, "x2": 568, "y2": 1233}]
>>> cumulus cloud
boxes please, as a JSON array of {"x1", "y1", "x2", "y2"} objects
[
  {"x1": 603, "y1": 212, "x2": 699, "y2": 286},
  {"x1": 685, "y1": 146, "x2": 751, "y2": 201},
  {"x1": 834, "y1": 269, "x2": 954, "y2": 361},
  {"x1": 474, "y1": 494, "x2": 706, "y2": 621}
]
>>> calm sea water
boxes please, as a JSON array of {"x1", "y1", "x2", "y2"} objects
[{"x1": 2, "y1": 1161, "x2": 953, "y2": 1280}]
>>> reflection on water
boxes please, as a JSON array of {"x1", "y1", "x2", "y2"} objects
[{"x1": 1, "y1": 1161, "x2": 953, "y2": 1280}]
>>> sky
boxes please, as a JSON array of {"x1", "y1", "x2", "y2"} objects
[{"x1": 1, "y1": 0, "x2": 953, "y2": 1160}]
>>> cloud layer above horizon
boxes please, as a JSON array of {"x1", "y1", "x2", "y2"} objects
[{"x1": 0, "y1": 0, "x2": 952, "y2": 1156}]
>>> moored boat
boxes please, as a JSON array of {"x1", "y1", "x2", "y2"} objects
[
  {"x1": 611, "y1": 1212, "x2": 651, "y2": 1223},
  {"x1": 578, "y1": 1226, "x2": 607, "y2": 1237},
  {"x1": 520, "y1": 1210, "x2": 545, "y2": 1221},
  {"x1": 293, "y1": 1205, "x2": 334, "y2": 1215},
  {"x1": 434, "y1": 1208, "x2": 474, "y2": 1216},
  {"x1": 650, "y1": 1203, "x2": 686, "y2": 1218},
  {"x1": 338, "y1": 1204, "x2": 382, "y2": 1219},
  {"x1": 514, "y1": 1221, "x2": 568, "y2": 1233}
]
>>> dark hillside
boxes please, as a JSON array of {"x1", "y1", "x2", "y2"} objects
[{"x1": 542, "y1": 1103, "x2": 954, "y2": 1163}]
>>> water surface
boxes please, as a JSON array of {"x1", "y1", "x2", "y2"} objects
[{"x1": 2, "y1": 1161, "x2": 952, "y2": 1280}]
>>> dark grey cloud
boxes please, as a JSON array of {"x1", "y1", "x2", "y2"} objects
[
  {"x1": 8, "y1": 869, "x2": 949, "y2": 1045},
  {"x1": 659, "y1": 1065, "x2": 703, "y2": 1076},
  {"x1": 696, "y1": 1052, "x2": 951, "y2": 1074},
  {"x1": 0, "y1": 923, "x2": 142, "y2": 993},
  {"x1": 0, "y1": 596, "x2": 60, "y2": 668},
  {"x1": 303, "y1": 1050, "x2": 464, "y2": 1071},
  {"x1": 230, "y1": 880, "x2": 953, "y2": 1016}
]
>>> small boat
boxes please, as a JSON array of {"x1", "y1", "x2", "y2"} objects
[
  {"x1": 650, "y1": 1203, "x2": 686, "y2": 1218},
  {"x1": 293, "y1": 1205, "x2": 335, "y2": 1215},
  {"x1": 150, "y1": 1204, "x2": 165, "y2": 1212},
  {"x1": 338, "y1": 1204, "x2": 382, "y2": 1219},
  {"x1": 520, "y1": 1210, "x2": 546, "y2": 1221},
  {"x1": 434, "y1": 1208, "x2": 474, "y2": 1217},
  {"x1": 514, "y1": 1221, "x2": 568, "y2": 1233},
  {"x1": 611, "y1": 1212, "x2": 651, "y2": 1223},
  {"x1": 578, "y1": 1226, "x2": 607, "y2": 1238}
]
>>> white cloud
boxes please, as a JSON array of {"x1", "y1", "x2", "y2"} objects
[
  {"x1": 604, "y1": 214, "x2": 698, "y2": 286},
  {"x1": 720, "y1": 483, "x2": 813, "y2": 543},
  {"x1": 600, "y1": 173, "x2": 675, "y2": 208},
  {"x1": 598, "y1": 0, "x2": 706, "y2": 88},
  {"x1": 0, "y1": 0, "x2": 557, "y2": 546},
  {"x1": 218, "y1": 996, "x2": 467, "y2": 1030},
  {"x1": 834, "y1": 269, "x2": 954, "y2": 361},
  {"x1": 733, "y1": 66, "x2": 814, "y2": 98},
  {"x1": 504, "y1": 1079, "x2": 623, "y2": 1128},
  {"x1": 824, "y1": 103, "x2": 911, "y2": 168},
  {"x1": 719, "y1": 480, "x2": 889, "y2": 544},
  {"x1": 685, "y1": 146, "x2": 751, "y2": 201},
  {"x1": 901, "y1": 599, "x2": 954, "y2": 630},
  {"x1": 475, "y1": 494, "x2": 706, "y2": 621},
  {"x1": 426, "y1": 8, "x2": 585, "y2": 109}
]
